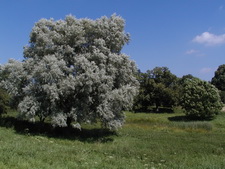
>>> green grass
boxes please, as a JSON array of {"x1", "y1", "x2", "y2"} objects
[{"x1": 1, "y1": 109, "x2": 225, "y2": 169}]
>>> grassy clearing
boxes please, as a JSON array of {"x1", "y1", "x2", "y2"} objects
[{"x1": 1, "y1": 109, "x2": 225, "y2": 168}]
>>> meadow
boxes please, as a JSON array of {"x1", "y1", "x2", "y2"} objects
[{"x1": 0, "y1": 108, "x2": 225, "y2": 169}]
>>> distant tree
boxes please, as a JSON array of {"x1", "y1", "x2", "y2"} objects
[
  {"x1": 148, "y1": 67, "x2": 179, "y2": 111},
  {"x1": 0, "y1": 14, "x2": 139, "y2": 130},
  {"x1": 133, "y1": 72, "x2": 155, "y2": 111},
  {"x1": 211, "y1": 64, "x2": 225, "y2": 91},
  {"x1": 148, "y1": 67, "x2": 177, "y2": 87},
  {"x1": 179, "y1": 74, "x2": 195, "y2": 84},
  {"x1": 152, "y1": 82, "x2": 177, "y2": 111},
  {"x1": 181, "y1": 77, "x2": 223, "y2": 119},
  {"x1": 211, "y1": 64, "x2": 225, "y2": 103},
  {"x1": 133, "y1": 67, "x2": 179, "y2": 112}
]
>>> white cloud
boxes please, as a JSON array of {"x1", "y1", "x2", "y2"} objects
[
  {"x1": 185, "y1": 49, "x2": 198, "y2": 55},
  {"x1": 185, "y1": 49, "x2": 205, "y2": 57},
  {"x1": 199, "y1": 67, "x2": 213, "y2": 74},
  {"x1": 193, "y1": 32, "x2": 225, "y2": 46}
]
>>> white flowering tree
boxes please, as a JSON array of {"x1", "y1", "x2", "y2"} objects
[{"x1": 0, "y1": 14, "x2": 139, "y2": 130}]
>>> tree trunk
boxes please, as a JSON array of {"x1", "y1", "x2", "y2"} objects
[
  {"x1": 38, "y1": 115, "x2": 45, "y2": 123},
  {"x1": 66, "y1": 117, "x2": 72, "y2": 127},
  {"x1": 155, "y1": 102, "x2": 160, "y2": 112}
]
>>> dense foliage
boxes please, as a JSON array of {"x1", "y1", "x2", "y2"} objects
[
  {"x1": 133, "y1": 67, "x2": 179, "y2": 112},
  {"x1": 211, "y1": 64, "x2": 225, "y2": 91},
  {"x1": 0, "y1": 15, "x2": 139, "y2": 130},
  {"x1": 181, "y1": 77, "x2": 223, "y2": 119},
  {"x1": 211, "y1": 64, "x2": 225, "y2": 103},
  {"x1": 0, "y1": 88, "x2": 9, "y2": 115}
]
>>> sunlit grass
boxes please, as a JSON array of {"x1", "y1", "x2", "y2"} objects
[
  {"x1": 125, "y1": 109, "x2": 214, "y2": 133},
  {"x1": 0, "y1": 109, "x2": 225, "y2": 168}
]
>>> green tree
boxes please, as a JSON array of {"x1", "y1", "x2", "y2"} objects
[
  {"x1": 148, "y1": 67, "x2": 177, "y2": 87},
  {"x1": 211, "y1": 64, "x2": 225, "y2": 103},
  {"x1": 211, "y1": 64, "x2": 225, "y2": 91},
  {"x1": 179, "y1": 74, "x2": 195, "y2": 85},
  {"x1": 133, "y1": 71, "x2": 155, "y2": 111},
  {"x1": 0, "y1": 14, "x2": 139, "y2": 130},
  {"x1": 133, "y1": 67, "x2": 179, "y2": 112},
  {"x1": 219, "y1": 91, "x2": 225, "y2": 104},
  {"x1": 177, "y1": 74, "x2": 195, "y2": 104},
  {"x1": 181, "y1": 77, "x2": 223, "y2": 119}
]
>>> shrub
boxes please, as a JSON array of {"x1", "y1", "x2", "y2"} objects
[{"x1": 181, "y1": 77, "x2": 223, "y2": 119}]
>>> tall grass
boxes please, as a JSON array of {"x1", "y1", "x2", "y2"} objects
[{"x1": 171, "y1": 121, "x2": 212, "y2": 131}]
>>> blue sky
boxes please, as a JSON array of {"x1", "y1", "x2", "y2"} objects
[{"x1": 0, "y1": 0, "x2": 225, "y2": 81}]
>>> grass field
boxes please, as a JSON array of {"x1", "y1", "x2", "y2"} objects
[{"x1": 1, "y1": 108, "x2": 225, "y2": 169}]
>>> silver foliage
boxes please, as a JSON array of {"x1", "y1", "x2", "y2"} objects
[{"x1": 0, "y1": 14, "x2": 139, "y2": 130}]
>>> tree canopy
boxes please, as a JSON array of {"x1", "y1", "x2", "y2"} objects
[
  {"x1": 0, "y1": 14, "x2": 139, "y2": 130},
  {"x1": 211, "y1": 64, "x2": 225, "y2": 103},
  {"x1": 211, "y1": 64, "x2": 225, "y2": 91},
  {"x1": 133, "y1": 67, "x2": 179, "y2": 112},
  {"x1": 181, "y1": 77, "x2": 223, "y2": 119}
]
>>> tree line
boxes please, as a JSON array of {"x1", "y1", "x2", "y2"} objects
[{"x1": 133, "y1": 66, "x2": 224, "y2": 119}]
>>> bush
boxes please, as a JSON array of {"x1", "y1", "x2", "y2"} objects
[{"x1": 181, "y1": 77, "x2": 223, "y2": 119}]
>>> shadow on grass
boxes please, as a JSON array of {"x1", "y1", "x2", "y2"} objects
[
  {"x1": 134, "y1": 107, "x2": 174, "y2": 114},
  {"x1": 168, "y1": 115, "x2": 213, "y2": 131},
  {"x1": 168, "y1": 115, "x2": 191, "y2": 122},
  {"x1": 0, "y1": 116, "x2": 115, "y2": 143},
  {"x1": 168, "y1": 115, "x2": 213, "y2": 122}
]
